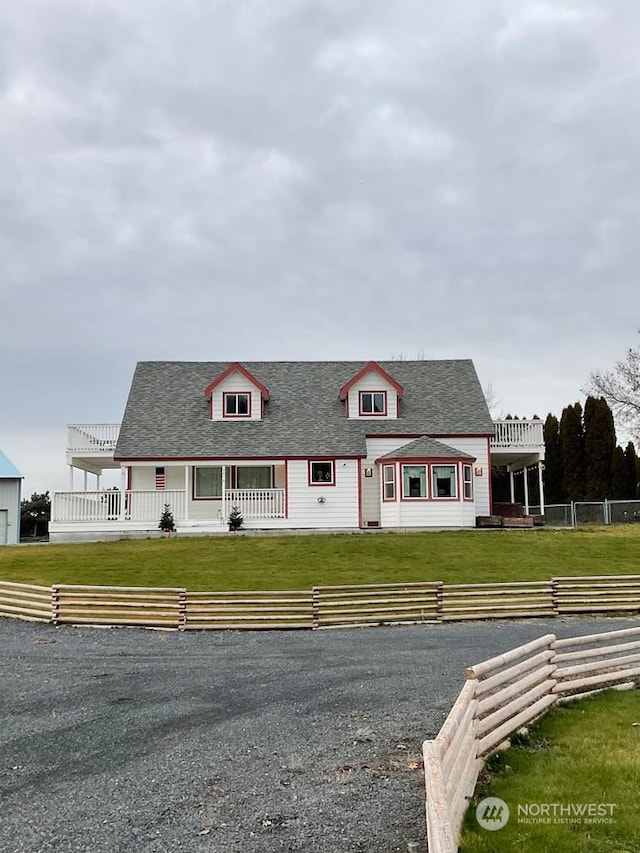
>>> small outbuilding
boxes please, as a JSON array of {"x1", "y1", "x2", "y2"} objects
[{"x1": 0, "y1": 450, "x2": 22, "y2": 545}]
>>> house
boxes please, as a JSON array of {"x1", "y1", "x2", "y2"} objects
[
  {"x1": 50, "y1": 360, "x2": 546, "y2": 541},
  {"x1": 0, "y1": 450, "x2": 23, "y2": 546}
]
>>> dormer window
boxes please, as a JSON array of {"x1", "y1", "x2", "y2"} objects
[
  {"x1": 359, "y1": 391, "x2": 387, "y2": 416},
  {"x1": 223, "y1": 392, "x2": 251, "y2": 418}
]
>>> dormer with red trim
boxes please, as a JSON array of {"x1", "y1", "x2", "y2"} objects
[
  {"x1": 338, "y1": 361, "x2": 404, "y2": 419},
  {"x1": 203, "y1": 362, "x2": 270, "y2": 421}
]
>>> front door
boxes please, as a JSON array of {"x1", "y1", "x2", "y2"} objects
[
  {"x1": 361, "y1": 465, "x2": 381, "y2": 527},
  {"x1": 0, "y1": 510, "x2": 8, "y2": 545}
]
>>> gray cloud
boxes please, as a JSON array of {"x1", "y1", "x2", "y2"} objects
[{"x1": 1, "y1": 0, "x2": 638, "y2": 490}]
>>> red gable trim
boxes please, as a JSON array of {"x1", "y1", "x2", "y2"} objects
[
  {"x1": 338, "y1": 361, "x2": 404, "y2": 400},
  {"x1": 203, "y1": 362, "x2": 270, "y2": 400}
]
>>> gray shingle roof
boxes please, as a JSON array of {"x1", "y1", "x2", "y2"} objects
[
  {"x1": 115, "y1": 360, "x2": 493, "y2": 460},
  {"x1": 377, "y1": 436, "x2": 475, "y2": 461}
]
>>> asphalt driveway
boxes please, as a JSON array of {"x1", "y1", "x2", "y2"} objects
[{"x1": 1, "y1": 616, "x2": 637, "y2": 853}]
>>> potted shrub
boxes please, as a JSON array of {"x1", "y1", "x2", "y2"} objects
[
  {"x1": 228, "y1": 505, "x2": 243, "y2": 532},
  {"x1": 158, "y1": 504, "x2": 175, "y2": 535}
]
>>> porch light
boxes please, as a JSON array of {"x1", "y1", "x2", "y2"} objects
[
  {"x1": 364, "y1": 467, "x2": 373, "y2": 478},
  {"x1": 474, "y1": 466, "x2": 483, "y2": 476}
]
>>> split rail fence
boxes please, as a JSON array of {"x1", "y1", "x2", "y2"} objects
[
  {"x1": 423, "y1": 626, "x2": 640, "y2": 852},
  {"x1": 0, "y1": 575, "x2": 639, "y2": 630}
]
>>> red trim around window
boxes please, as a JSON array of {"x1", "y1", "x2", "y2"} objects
[
  {"x1": 222, "y1": 391, "x2": 252, "y2": 419},
  {"x1": 400, "y1": 464, "x2": 430, "y2": 501},
  {"x1": 463, "y1": 464, "x2": 474, "y2": 501},
  {"x1": 308, "y1": 459, "x2": 336, "y2": 486},
  {"x1": 382, "y1": 464, "x2": 396, "y2": 502},
  {"x1": 359, "y1": 390, "x2": 388, "y2": 417}
]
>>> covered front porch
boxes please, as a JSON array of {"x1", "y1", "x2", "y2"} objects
[{"x1": 490, "y1": 419, "x2": 546, "y2": 515}]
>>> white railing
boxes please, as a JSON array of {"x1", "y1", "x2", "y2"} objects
[
  {"x1": 224, "y1": 489, "x2": 286, "y2": 519},
  {"x1": 52, "y1": 490, "x2": 185, "y2": 523},
  {"x1": 491, "y1": 419, "x2": 544, "y2": 449},
  {"x1": 67, "y1": 424, "x2": 121, "y2": 453}
]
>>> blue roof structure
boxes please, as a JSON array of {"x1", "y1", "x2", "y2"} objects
[{"x1": 0, "y1": 450, "x2": 22, "y2": 479}]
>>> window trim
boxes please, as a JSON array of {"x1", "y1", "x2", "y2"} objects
[
  {"x1": 463, "y1": 464, "x2": 473, "y2": 501},
  {"x1": 222, "y1": 391, "x2": 252, "y2": 419},
  {"x1": 431, "y1": 464, "x2": 459, "y2": 501},
  {"x1": 382, "y1": 464, "x2": 396, "y2": 501},
  {"x1": 308, "y1": 459, "x2": 336, "y2": 486},
  {"x1": 192, "y1": 465, "x2": 230, "y2": 500},
  {"x1": 358, "y1": 390, "x2": 388, "y2": 417},
  {"x1": 401, "y1": 464, "x2": 429, "y2": 501}
]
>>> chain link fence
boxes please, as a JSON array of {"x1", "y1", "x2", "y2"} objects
[{"x1": 529, "y1": 500, "x2": 640, "y2": 527}]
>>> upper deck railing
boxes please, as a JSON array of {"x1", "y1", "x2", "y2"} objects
[
  {"x1": 67, "y1": 424, "x2": 121, "y2": 454},
  {"x1": 491, "y1": 419, "x2": 544, "y2": 449}
]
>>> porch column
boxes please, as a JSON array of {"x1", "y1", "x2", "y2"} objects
[
  {"x1": 509, "y1": 469, "x2": 515, "y2": 503},
  {"x1": 184, "y1": 466, "x2": 190, "y2": 521},
  {"x1": 538, "y1": 463, "x2": 545, "y2": 515},
  {"x1": 221, "y1": 465, "x2": 226, "y2": 524},
  {"x1": 96, "y1": 474, "x2": 101, "y2": 491},
  {"x1": 523, "y1": 466, "x2": 530, "y2": 515},
  {"x1": 69, "y1": 465, "x2": 74, "y2": 491},
  {"x1": 119, "y1": 467, "x2": 127, "y2": 521},
  {"x1": 83, "y1": 471, "x2": 88, "y2": 491}
]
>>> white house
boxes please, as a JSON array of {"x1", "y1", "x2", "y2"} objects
[
  {"x1": 0, "y1": 450, "x2": 22, "y2": 546},
  {"x1": 50, "y1": 360, "x2": 546, "y2": 541}
]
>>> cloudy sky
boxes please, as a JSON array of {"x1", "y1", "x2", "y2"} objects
[{"x1": 1, "y1": 0, "x2": 639, "y2": 495}]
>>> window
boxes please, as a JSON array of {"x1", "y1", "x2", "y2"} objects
[
  {"x1": 383, "y1": 464, "x2": 396, "y2": 501},
  {"x1": 359, "y1": 391, "x2": 387, "y2": 416},
  {"x1": 223, "y1": 392, "x2": 250, "y2": 417},
  {"x1": 236, "y1": 466, "x2": 272, "y2": 489},
  {"x1": 463, "y1": 465, "x2": 473, "y2": 500},
  {"x1": 433, "y1": 465, "x2": 457, "y2": 499},
  {"x1": 402, "y1": 465, "x2": 427, "y2": 499},
  {"x1": 194, "y1": 466, "x2": 231, "y2": 498},
  {"x1": 309, "y1": 461, "x2": 335, "y2": 485}
]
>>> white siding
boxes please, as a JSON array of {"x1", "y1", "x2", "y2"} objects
[
  {"x1": 210, "y1": 372, "x2": 263, "y2": 421},
  {"x1": 285, "y1": 460, "x2": 359, "y2": 528},
  {"x1": 347, "y1": 372, "x2": 399, "y2": 419},
  {"x1": 0, "y1": 479, "x2": 21, "y2": 545}
]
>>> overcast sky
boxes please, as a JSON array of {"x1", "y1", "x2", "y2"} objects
[{"x1": 1, "y1": 0, "x2": 639, "y2": 495}]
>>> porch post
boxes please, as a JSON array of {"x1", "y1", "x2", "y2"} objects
[
  {"x1": 509, "y1": 469, "x2": 515, "y2": 503},
  {"x1": 96, "y1": 473, "x2": 101, "y2": 491},
  {"x1": 83, "y1": 470, "x2": 88, "y2": 491},
  {"x1": 523, "y1": 466, "x2": 530, "y2": 515},
  {"x1": 184, "y1": 466, "x2": 189, "y2": 521},
  {"x1": 538, "y1": 463, "x2": 545, "y2": 515},
  {"x1": 221, "y1": 465, "x2": 226, "y2": 525},
  {"x1": 69, "y1": 465, "x2": 74, "y2": 491},
  {"x1": 119, "y1": 466, "x2": 127, "y2": 521}
]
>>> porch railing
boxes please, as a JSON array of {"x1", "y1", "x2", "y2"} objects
[
  {"x1": 491, "y1": 419, "x2": 544, "y2": 449},
  {"x1": 67, "y1": 424, "x2": 121, "y2": 453},
  {"x1": 52, "y1": 490, "x2": 186, "y2": 523},
  {"x1": 224, "y1": 488, "x2": 286, "y2": 519}
]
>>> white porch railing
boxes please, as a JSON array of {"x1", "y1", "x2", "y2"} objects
[
  {"x1": 67, "y1": 424, "x2": 121, "y2": 453},
  {"x1": 52, "y1": 490, "x2": 186, "y2": 523},
  {"x1": 224, "y1": 489, "x2": 286, "y2": 519},
  {"x1": 491, "y1": 419, "x2": 544, "y2": 449}
]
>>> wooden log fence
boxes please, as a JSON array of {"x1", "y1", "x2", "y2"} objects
[
  {"x1": 0, "y1": 574, "x2": 638, "y2": 630},
  {"x1": 423, "y1": 626, "x2": 640, "y2": 852}
]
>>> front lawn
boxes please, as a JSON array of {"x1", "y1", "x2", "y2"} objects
[
  {"x1": 1, "y1": 526, "x2": 640, "y2": 590},
  {"x1": 460, "y1": 689, "x2": 640, "y2": 852}
]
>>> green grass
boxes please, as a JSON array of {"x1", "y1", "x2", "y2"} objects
[
  {"x1": 1, "y1": 526, "x2": 640, "y2": 589},
  {"x1": 459, "y1": 689, "x2": 640, "y2": 852}
]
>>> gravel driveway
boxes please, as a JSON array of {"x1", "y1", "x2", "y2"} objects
[{"x1": 1, "y1": 616, "x2": 637, "y2": 853}]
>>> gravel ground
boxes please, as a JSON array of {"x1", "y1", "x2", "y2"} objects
[{"x1": 1, "y1": 616, "x2": 637, "y2": 853}]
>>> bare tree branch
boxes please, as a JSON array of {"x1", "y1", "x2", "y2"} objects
[{"x1": 584, "y1": 332, "x2": 640, "y2": 441}]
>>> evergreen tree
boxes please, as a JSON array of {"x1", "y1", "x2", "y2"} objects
[
  {"x1": 20, "y1": 491, "x2": 51, "y2": 538},
  {"x1": 543, "y1": 413, "x2": 564, "y2": 503},
  {"x1": 610, "y1": 446, "x2": 627, "y2": 499},
  {"x1": 560, "y1": 403, "x2": 585, "y2": 501},
  {"x1": 158, "y1": 504, "x2": 175, "y2": 532},
  {"x1": 584, "y1": 396, "x2": 616, "y2": 499},
  {"x1": 625, "y1": 442, "x2": 639, "y2": 499}
]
